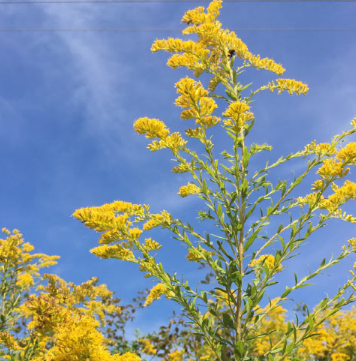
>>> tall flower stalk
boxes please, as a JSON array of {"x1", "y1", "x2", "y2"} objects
[{"x1": 74, "y1": 1, "x2": 356, "y2": 360}]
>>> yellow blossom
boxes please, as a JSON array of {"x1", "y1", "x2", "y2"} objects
[
  {"x1": 139, "y1": 338, "x2": 157, "y2": 355},
  {"x1": 223, "y1": 101, "x2": 250, "y2": 120},
  {"x1": 143, "y1": 238, "x2": 161, "y2": 252},
  {"x1": 168, "y1": 350, "x2": 184, "y2": 361},
  {"x1": 133, "y1": 117, "x2": 169, "y2": 139},
  {"x1": 148, "y1": 132, "x2": 187, "y2": 155},
  {"x1": 178, "y1": 183, "x2": 201, "y2": 197},
  {"x1": 171, "y1": 160, "x2": 191, "y2": 173},
  {"x1": 317, "y1": 158, "x2": 348, "y2": 179},
  {"x1": 16, "y1": 273, "x2": 34, "y2": 289},
  {"x1": 304, "y1": 140, "x2": 336, "y2": 156},
  {"x1": 0, "y1": 332, "x2": 20, "y2": 351},
  {"x1": 348, "y1": 238, "x2": 356, "y2": 251},
  {"x1": 144, "y1": 283, "x2": 173, "y2": 307},
  {"x1": 115, "y1": 352, "x2": 141, "y2": 361},
  {"x1": 90, "y1": 244, "x2": 136, "y2": 261},
  {"x1": 185, "y1": 127, "x2": 204, "y2": 138},
  {"x1": 250, "y1": 254, "x2": 281, "y2": 271},
  {"x1": 268, "y1": 78, "x2": 309, "y2": 95},
  {"x1": 247, "y1": 54, "x2": 285, "y2": 75},
  {"x1": 336, "y1": 142, "x2": 356, "y2": 164},
  {"x1": 143, "y1": 210, "x2": 172, "y2": 230}
]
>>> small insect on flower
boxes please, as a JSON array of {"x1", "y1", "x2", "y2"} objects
[{"x1": 228, "y1": 49, "x2": 236, "y2": 59}]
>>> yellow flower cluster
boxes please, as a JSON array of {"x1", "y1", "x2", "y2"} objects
[
  {"x1": 268, "y1": 78, "x2": 309, "y2": 95},
  {"x1": 178, "y1": 183, "x2": 201, "y2": 197},
  {"x1": 143, "y1": 210, "x2": 172, "y2": 230},
  {"x1": 144, "y1": 283, "x2": 173, "y2": 307},
  {"x1": 252, "y1": 302, "x2": 287, "y2": 356},
  {"x1": 250, "y1": 254, "x2": 281, "y2": 271},
  {"x1": 304, "y1": 140, "x2": 336, "y2": 156},
  {"x1": 319, "y1": 180, "x2": 356, "y2": 212},
  {"x1": 175, "y1": 77, "x2": 220, "y2": 129},
  {"x1": 348, "y1": 238, "x2": 356, "y2": 251},
  {"x1": 298, "y1": 307, "x2": 356, "y2": 361},
  {"x1": 15, "y1": 273, "x2": 130, "y2": 361},
  {"x1": 151, "y1": 0, "x2": 285, "y2": 78},
  {"x1": 0, "y1": 332, "x2": 20, "y2": 351},
  {"x1": 246, "y1": 54, "x2": 285, "y2": 75},
  {"x1": 168, "y1": 350, "x2": 184, "y2": 361},
  {"x1": 0, "y1": 228, "x2": 59, "y2": 291},
  {"x1": 171, "y1": 160, "x2": 191, "y2": 173},
  {"x1": 90, "y1": 243, "x2": 136, "y2": 261},
  {"x1": 147, "y1": 132, "x2": 187, "y2": 155},
  {"x1": 223, "y1": 100, "x2": 254, "y2": 129},
  {"x1": 139, "y1": 338, "x2": 157, "y2": 355},
  {"x1": 133, "y1": 117, "x2": 169, "y2": 139},
  {"x1": 317, "y1": 158, "x2": 349, "y2": 180},
  {"x1": 336, "y1": 142, "x2": 356, "y2": 163}
]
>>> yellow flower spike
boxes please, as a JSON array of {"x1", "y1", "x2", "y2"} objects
[
  {"x1": 317, "y1": 158, "x2": 348, "y2": 179},
  {"x1": 164, "y1": 132, "x2": 187, "y2": 155},
  {"x1": 178, "y1": 183, "x2": 201, "y2": 197},
  {"x1": 144, "y1": 283, "x2": 173, "y2": 307},
  {"x1": 175, "y1": 77, "x2": 208, "y2": 105},
  {"x1": 171, "y1": 160, "x2": 191, "y2": 173},
  {"x1": 207, "y1": 0, "x2": 222, "y2": 21},
  {"x1": 348, "y1": 238, "x2": 356, "y2": 251},
  {"x1": 185, "y1": 127, "x2": 204, "y2": 138},
  {"x1": 115, "y1": 352, "x2": 141, "y2": 361},
  {"x1": 223, "y1": 101, "x2": 250, "y2": 120},
  {"x1": 168, "y1": 350, "x2": 184, "y2": 361},
  {"x1": 181, "y1": 6, "x2": 207, "y2": 26},
  {"x1": 311, "y1": 179, "x2": 324, "y2": 191},
  {"x1": 250, "y1": 254, "x2": 282, "y2": 272},
  {"x1": 336, "y1": 142, "x2": 356, "y2": 163},
  {"x1": 133, "y1": 117, "x2": 169, "y2": 139},
  {"x1": 143, "y1": 210, "x2": 172, "y2": 230},
  {"x1": 128, "y1": 228, "x2": 143, "y2": 240},
  {"x1": 268, "y1": 78, "x2": 309, "y2": 95},
  {"x1": 16, "y1": 273, "x2": 34, "y2": 289},
  {"x1": 139, "y1": 339, "x2": 157, "y2": 355},
  {"x1": 304, "y1": 140, "x2": 336, "y2": 156},
  {"x1": 90, "y1": 244, "x2": 136, "y2": 262},
  {"x1": 143, "y1": 238, "x2": 161, "y2": 252},
  {"x1": 351, "y1": 118, "x2": 356, "y2": 128},
  {"x1": 0, "y1": 332, "x2": 20, "y2": 351},
  {"x1": 247, "y1": 54, "x2": 285, "y2": 75}
]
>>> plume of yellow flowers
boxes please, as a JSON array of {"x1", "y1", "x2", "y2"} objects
[
  {"x1": 144, "y1": 283, "x2": 173, "y2": 307},
  {"x1": 267, "y1": 78, "x2": 309, "y2": 95},
  {"x1": 178, "y1": 183, "x2": 201, "y2": 198},
  {"x1": 139, "y1": 338, "x2": 157, "y2": 355}
]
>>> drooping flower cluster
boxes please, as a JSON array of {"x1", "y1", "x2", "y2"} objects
[{"x1": 144, "y1": 283, "x2": 173, "y2": 307}]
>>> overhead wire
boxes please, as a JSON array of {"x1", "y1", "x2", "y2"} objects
[
  {"x1": 0, "y1": 0, "x2": 355, "y2": 3},
  {"x1": 0, "y1": 27, "x2": 355, "y2": 31}
]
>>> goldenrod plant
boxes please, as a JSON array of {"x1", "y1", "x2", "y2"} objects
[
  {"x1": 0, "y1": 228, "x2": 142, "y2": 361},
  {"x1": 73, "y1": 1, "x2": 356, "y2": 360}
]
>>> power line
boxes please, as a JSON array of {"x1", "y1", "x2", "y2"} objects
[
  {"x1": 0, "y1": 27, "x2": 355, "y2": 31},
  {"x1": 0, "y1": 0, "x2": 355, "y2": 3}
]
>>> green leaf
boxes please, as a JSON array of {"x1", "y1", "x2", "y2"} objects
[
  {"x1": 222, "y1": 312, "x2": 234, "y2": 329},
  {"x1": 235, "y1": 340, "x2": 244, "y2": 358},
  {"x1": 244, "y1": 230, "x2": 259, "y2": 252},
  {"x1": 243, "y1": 147, "x2": 250, "y2": 168}
]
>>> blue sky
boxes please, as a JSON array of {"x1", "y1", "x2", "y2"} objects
[{"x1": 0, "y1": 0, "x2": 356, "y2": 336}]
